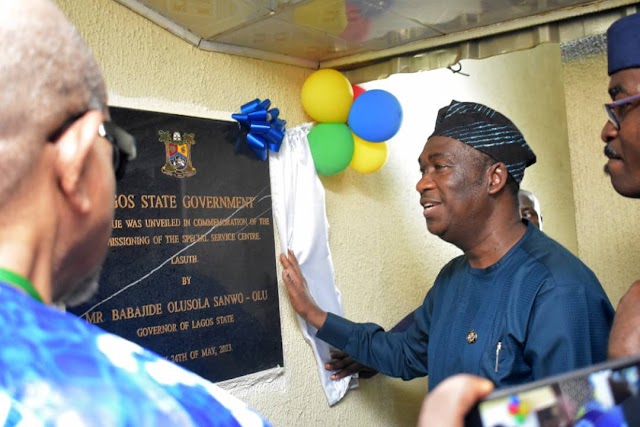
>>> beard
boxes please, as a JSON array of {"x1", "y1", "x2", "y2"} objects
[{"x1": 54, "y1": 266, "x2": 101, "y2": 308}]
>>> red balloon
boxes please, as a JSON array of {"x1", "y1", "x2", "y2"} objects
[
  {"x1": 508, "y1": 403, "x2": 519, "y2": 415},
  {"x1": 352, "y1": 84, "x2": 366, "y2": 100}
]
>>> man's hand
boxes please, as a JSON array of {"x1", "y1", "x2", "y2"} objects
[
  {"x1": 279, "y1": 250, "x2": 328, "y2": 329},
  {"x1": 609, "y1": 280, "x2": 640, "y2": 359},
  {"x1": 418, "y1": 374, "x2": 494, "y2": 427},
  {"x1": 325, "y1": 350, "x2": 379, "y2": 380}
]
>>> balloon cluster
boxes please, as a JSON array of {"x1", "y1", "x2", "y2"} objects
[
  {"x1": 232, "y1": 99, "x2": 286, "y2": 161},
  {"x1": 301, "y1": 69, "x2": 403, "y2": 176},
  {"x1": 507, "y1": 395, "x2": 530, "y2": 425}
]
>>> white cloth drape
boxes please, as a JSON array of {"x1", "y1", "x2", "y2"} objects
[{"x1": 269, "y1": 123, "x2": 354, "y2": 406}]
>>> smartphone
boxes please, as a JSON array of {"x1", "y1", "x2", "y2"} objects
[{"x1": 465, "y1": 354, "x2": 640, "y2": 427}]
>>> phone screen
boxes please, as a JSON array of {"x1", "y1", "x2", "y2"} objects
[{"x1": 466, "y1": 356, "x2": 640, "y2": 427}]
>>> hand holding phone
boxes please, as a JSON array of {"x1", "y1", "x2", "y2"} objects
[
  {"x1": 464, "y1": 355, "x2": 640, "y2": 427},
  {"x1": 419, "y1": 374, "x2": 494, "y2": 427}
]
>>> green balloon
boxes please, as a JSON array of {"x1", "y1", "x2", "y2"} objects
[{"x1": 307, "y1": 123, "x2": 354, "y2": 176}]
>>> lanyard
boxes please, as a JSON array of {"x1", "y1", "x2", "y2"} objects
[{"x1": 0, "y1": 267, "x2": 43, "y2": 303}]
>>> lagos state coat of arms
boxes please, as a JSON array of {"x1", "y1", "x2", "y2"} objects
[{"x1": 159, "y1": 130, "x2": 196, "y2": 178}]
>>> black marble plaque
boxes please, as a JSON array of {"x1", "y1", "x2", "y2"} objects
[{"x1": 70, "y1": 107, "x2": 283, "y2": 382}]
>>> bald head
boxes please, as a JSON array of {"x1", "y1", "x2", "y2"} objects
[
  {"x1": 0, "y1": 0, "x2": 107, "y2": 198},
  {"x1": 518, "y1": 189, "x2": 542, "y2": 229}
]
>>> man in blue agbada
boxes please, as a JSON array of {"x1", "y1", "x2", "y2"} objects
[
  {"x1": 280, "y1": 100, "x2": 614, "y2": 391},
  {"x1": 0, "y1": 0, "x2": 269, "y2": 425}
]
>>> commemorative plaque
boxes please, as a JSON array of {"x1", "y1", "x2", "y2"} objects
[{"x1": 70, "y1": 107, "x2": 283, "y2": 382}]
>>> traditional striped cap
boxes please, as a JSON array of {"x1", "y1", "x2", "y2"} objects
[
  {"x1": 607, "y1": 13, "x2": 640, "y2": 75},
  {"x1": 429, "y1": 100, "x2": 536, "y2": 184}
]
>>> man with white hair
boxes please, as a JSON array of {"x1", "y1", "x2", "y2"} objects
[{"x1": 0, "y1": 0, "x2": 268, "y2": 424}]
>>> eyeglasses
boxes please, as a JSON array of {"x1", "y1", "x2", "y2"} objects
[
  {"x1": 98, "y1": 121, "x2": 137, "y2": 180},
  {"x1": 48, "y1": 111, "x2": 137, "y2": 180},
  {"x1": 604, "y1": 93, "x2": 640, "y2": 130}
]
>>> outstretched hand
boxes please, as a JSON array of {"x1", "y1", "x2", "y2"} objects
[
  {"x1": 279, "y1": 250, "x2": 328, "y2": 329},
  {"x1": 325, "y1": 350, "x2": 379, "y2": 380},
  {"x1": 417, "y1": 374, "x2": 494, "y2": 427}
]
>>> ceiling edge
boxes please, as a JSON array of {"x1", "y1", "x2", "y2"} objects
[
  {"x1": 323, "y1": 0, "x2": 639, "y2": 71},
  {"x1": 113, "y1": 0, "x2": 319, "y2": 69}
]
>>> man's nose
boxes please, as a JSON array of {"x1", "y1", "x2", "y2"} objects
[
  {"x1": 416, "y1": 173, "x2": 434, "y2": 193},
  {"x1": 601, "y1": 119, "x2": 618, "y2": 143}
]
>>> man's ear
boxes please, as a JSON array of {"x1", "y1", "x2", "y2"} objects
[
  {"x1": 55, "y1": 110, "x2": 103, "y2": 213},
  {"x1": 488, "y1": 162, "x2": 509, "y2": 195}
]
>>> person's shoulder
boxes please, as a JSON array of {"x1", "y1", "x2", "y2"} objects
[
  {"x1": 519, "y1": 228, "x2": 601, "y2": 287},
  {"x1": 521, "y1": 228, "x2": 584, "y2": 265},
  {"x1": 438, "y1": 254, "x2": 467, "y2": 274},
  {"x1": 0, "y1": 294, "x2": 270, "y2": 425}
]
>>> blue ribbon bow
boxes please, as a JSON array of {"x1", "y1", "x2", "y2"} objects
[{"x1": 232, "y1": 98, "x2": 286, "y2": 161}]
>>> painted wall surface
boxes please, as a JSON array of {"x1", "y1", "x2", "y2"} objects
[
  {"x1": 562, "y1": 52, "x2": 640, "y2": 308},
  {"x1": 55, "y1": 1, "x2": 634, "y2": 426}
]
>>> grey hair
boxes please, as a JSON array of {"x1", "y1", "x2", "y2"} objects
[{"x1": 0, "y1": 0, "x2": 107, "y2": 199}]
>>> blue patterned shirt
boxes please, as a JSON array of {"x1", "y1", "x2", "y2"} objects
[{"x1": 0, "y1": 283, "x2": 270, "y2": 426}]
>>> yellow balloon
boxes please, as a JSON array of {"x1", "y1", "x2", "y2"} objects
[
  {"x1": 349, "y1": 133, "x2": 388, "y2": 174},
  {"x1": 301, "y1": 69, "x2": 353, "y2": 123}
]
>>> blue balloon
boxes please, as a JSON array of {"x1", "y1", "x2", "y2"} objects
[{"x1": 348, "y1": 89, "x2": 402, "y2": 142}]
